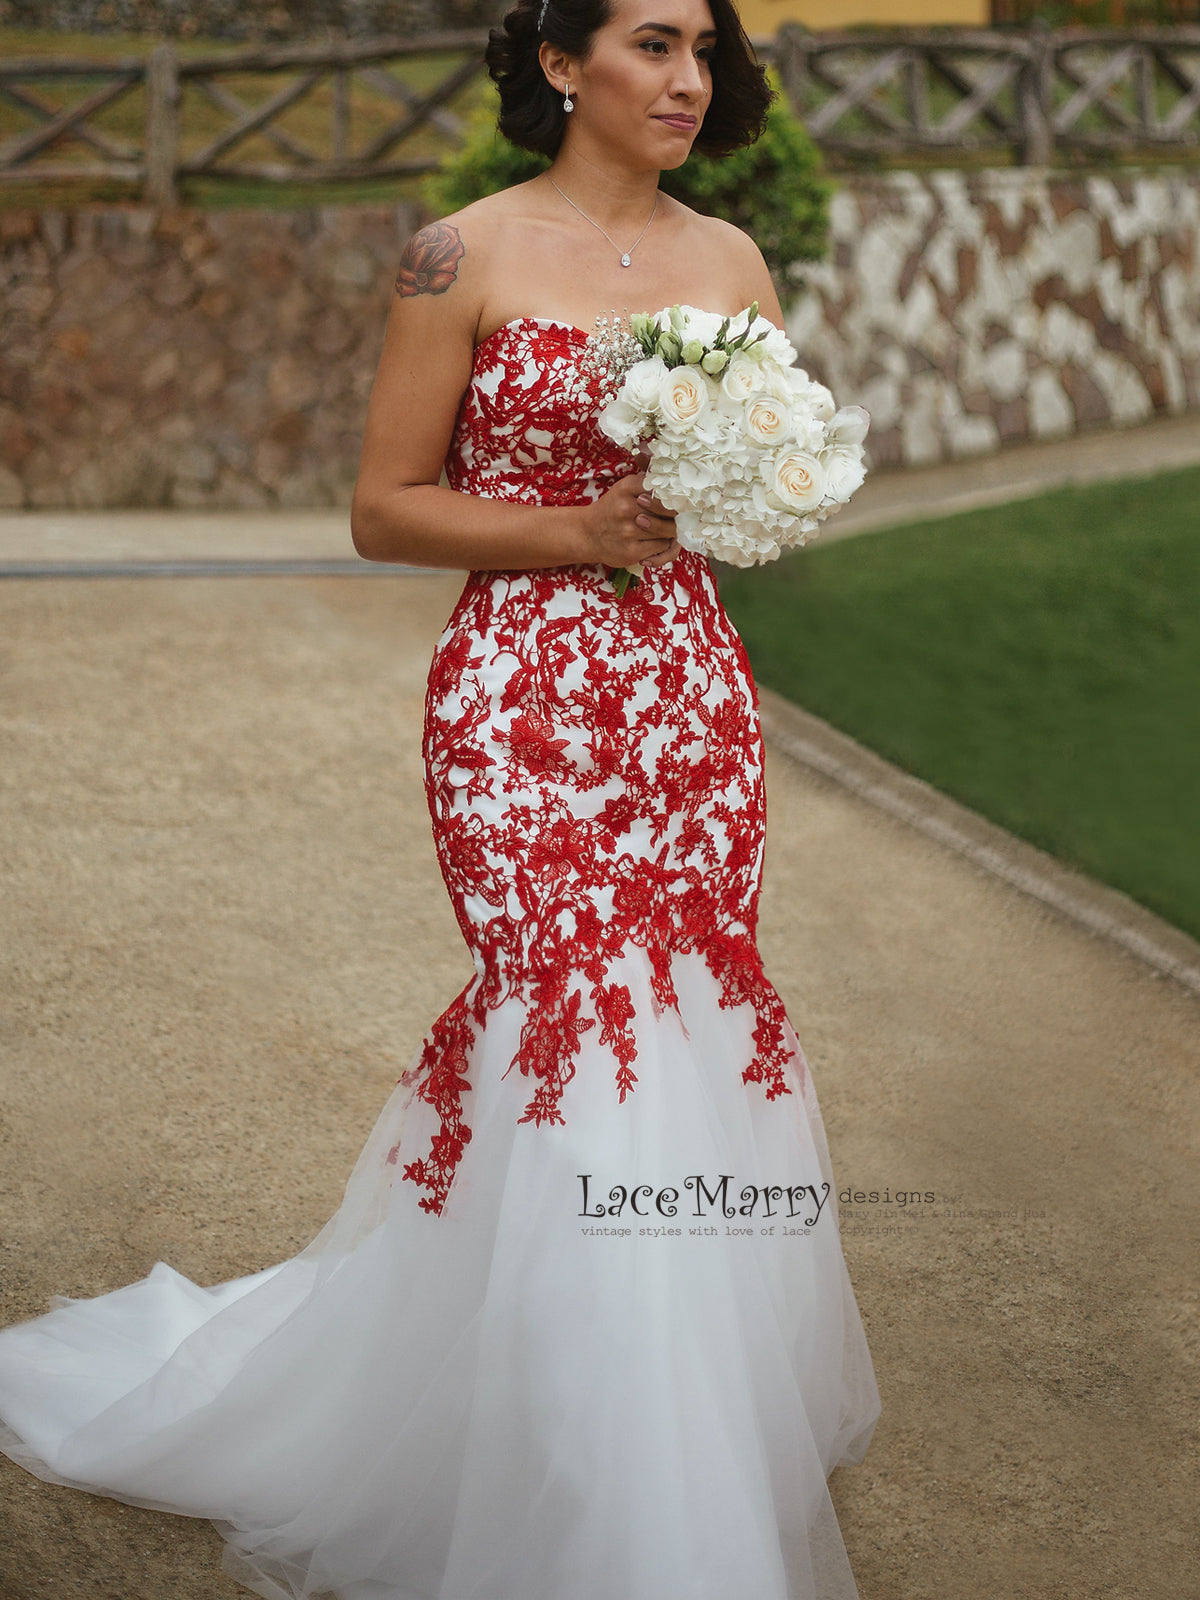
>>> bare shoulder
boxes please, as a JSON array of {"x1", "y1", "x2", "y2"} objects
[
  {"x1": 393, "y1": 183, "x2": 547, "y2": 339},
  {"x1": 662, "y1": 198, "x2": 784, "y2": 324},
  {"x1": 355, "y1": 185, "x2": 547, "y2": 515},
  {"x1": 392, "y1": 202, "x2": 492, "y2": 342},
  {"x1": 697, "y1": 211, "x2": 781, "y2": 312}
]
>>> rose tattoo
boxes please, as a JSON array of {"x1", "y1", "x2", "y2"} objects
[{"x1": 396, "y1": 222, "x2": 465, "y2": 297}]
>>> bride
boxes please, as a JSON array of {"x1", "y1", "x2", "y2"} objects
[{"x1": 0, "y1": 0, "x2": 881, "y2": 1596}]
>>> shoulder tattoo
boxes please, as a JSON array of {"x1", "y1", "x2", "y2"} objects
[{"x1": 395, "y1": 221, "x2": 465, "y2": 297}]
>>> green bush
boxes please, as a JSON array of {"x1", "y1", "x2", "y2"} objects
[{"x1": 421, "y1": 66, "x2": 831, "y2": 286}]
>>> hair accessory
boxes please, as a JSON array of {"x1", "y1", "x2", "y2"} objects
[{"x1": 538, "y1": 0, "x2": 549, "y2": 28}]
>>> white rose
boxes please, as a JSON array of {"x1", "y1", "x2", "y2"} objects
[
  {"x1": 658, "y1": 364, "x2": 711, "y2": 430},
  {"x1": 622, "y1": 357, "x2": 669, "y2": 413},
  {"x1": 743, "y1": 396, "x2": 791, "y2": 448},
  {"x1": 819, "y1": 445, "x2": 867, "y2": 503},
  {"x1": 762, "y1": 326, "x2": 797, "y2": 365},
  {"x1": 671, "y1": 306, "x2": 726, "y2": 346},
  {"x1": 597, "y1": 396, "x2": 645, "y2": 451},
  {"x1": 799, "y1": 377, "x2": 837, "y2": 422},
  {"x1": 720, "y1": 357, "x2": 764, "y2": 405},
  {"x1": 729, "y1": 314, "x2": 796, "y2": 368},
  {"x1": 724, "y1": 307, "x2": 759, "y2": 343},
  {"x1": 764, "y1": 449, "x2": 826, "y2": 512},
  {"x1": 827, "y1": 405, "x2": 871, "y2": 448}
]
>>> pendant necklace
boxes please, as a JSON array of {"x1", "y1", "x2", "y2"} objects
[{"x1": 548, "y1": 177, "x2": 658, "y2": 268}]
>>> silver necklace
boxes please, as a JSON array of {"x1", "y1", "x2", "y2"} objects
[{"x1": 548, "y1": 177, "x2": 658, "y2": 268}]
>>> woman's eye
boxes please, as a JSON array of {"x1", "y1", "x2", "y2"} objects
[{"x1": 640, "y1": 39, "x2": 715, "y2": 61}]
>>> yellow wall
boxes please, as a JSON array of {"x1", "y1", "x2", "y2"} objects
[{"x1": 739, "y1": 0, "x2": 989, "y2": 35}]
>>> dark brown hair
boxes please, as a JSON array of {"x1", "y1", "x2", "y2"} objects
[{"x1": 485, "y1": 0, "x2": 774, "y2": 160}]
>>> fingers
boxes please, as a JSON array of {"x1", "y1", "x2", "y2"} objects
[
  {"x1": 632, "y1": 485, "x2": 677, "y2": 566},
  {"x1": 634, "y1": 492, "x2": 673, "y2": 530},
  {"x1": 604, "y1": 472, "x2": 677, "y2": 566},
  {"x1": 642, "y1": 539, "x2": 680, "y2": 567}
]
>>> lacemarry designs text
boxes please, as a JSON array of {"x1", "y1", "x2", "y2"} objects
[{"x1": 577, "y1": 1174, "x2": 839, "y2": 1234}]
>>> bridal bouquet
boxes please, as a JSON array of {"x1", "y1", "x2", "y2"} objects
[{"x1": 587, "y1": 303, "x2": 870, "y2": 597}]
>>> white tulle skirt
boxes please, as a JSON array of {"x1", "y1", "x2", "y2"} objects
[{"x1": 0, "y1": 949, "x2": 880, "y2": 1600}]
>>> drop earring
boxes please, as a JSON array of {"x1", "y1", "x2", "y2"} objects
[{"x1": 563, "y1": 82, "x2": 573, "y2": 112}]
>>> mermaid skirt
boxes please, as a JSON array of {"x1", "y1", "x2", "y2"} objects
[{"x1": 0, "y1": 556, "x2": 880, "y2": 1600}]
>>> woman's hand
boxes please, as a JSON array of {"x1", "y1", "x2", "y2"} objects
[{"x1": 578, "y1": 462, "x2": 681, "y2": 572}]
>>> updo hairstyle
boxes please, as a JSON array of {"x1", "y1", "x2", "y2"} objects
[{"x1": 485, "y1": 0, "x2": 774, "y2": 160}]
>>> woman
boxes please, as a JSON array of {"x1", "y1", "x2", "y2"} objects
[{"x1": 0, "y1": 0, "x2": 880, "y2": 1595}]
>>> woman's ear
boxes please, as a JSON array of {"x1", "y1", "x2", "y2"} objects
[{"x1": 537, "y1": 42, "x2": 573, "y2": 96}]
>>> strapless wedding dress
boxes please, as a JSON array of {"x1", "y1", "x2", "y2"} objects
[{"x1": 0, "y1": 315, "x2": 881, "y2": 1600}]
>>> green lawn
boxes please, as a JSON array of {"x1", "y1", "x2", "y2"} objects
[{"x1": 720, "y1": 463, "x2": 1200, "y2": 942}]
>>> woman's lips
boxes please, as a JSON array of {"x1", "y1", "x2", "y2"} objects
[{"x1": 655, "y1": 115, "x2": 697, "y2": 130}]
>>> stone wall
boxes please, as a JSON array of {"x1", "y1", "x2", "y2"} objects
[
  {"x1": 2, "y1": 167, "x2": 1198, "y2": 511},
  {"x1": 787, "y1": 166, "x2": 1200, "y2": 469},
  {"x1": 0, "y1": 204, "x2": 421, "y2": 511}
]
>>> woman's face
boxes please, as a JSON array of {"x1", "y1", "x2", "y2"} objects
[{"x1": 546, "y1": 0, "x2": 716, "y2": 168}]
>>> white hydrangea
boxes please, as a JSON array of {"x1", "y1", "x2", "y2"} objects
[{"x1": 596, "y1": 304, "x2": 872, "y2": 570}]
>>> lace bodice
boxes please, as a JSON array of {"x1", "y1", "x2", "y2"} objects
[{"x1": 444, "y1": 317, "x2": 637, "y2": 508}]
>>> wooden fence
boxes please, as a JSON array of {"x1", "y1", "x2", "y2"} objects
[
  {"x1": 772, "y1": 24, "x2": 1200, "y2": 164},
  {"x1": 2, "y1": 24, "x2": 1199, "y2": 200},
  {"x1": 0, "y1": 30, "x2": 491, "y2": 205}
]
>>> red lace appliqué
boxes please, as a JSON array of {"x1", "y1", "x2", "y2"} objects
[{"x1": 396, "y1": 318, "x2": 801, "y2": 1216}]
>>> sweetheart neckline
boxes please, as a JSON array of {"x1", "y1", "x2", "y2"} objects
[{"x1": 473, "y1": 316, "x2": 592, "y2": 355}]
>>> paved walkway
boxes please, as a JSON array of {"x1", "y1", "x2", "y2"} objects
[
  {"x1": 1, "y1": 418, "x2": 1198, "y2": 1598},
  {"x1": 2, "y1": 405, "x2": 1199, "y2": 573}
]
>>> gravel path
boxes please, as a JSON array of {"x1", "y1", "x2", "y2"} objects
[{"x1": 1, "y1": 571, "x2": 1196, "y2": 1599}]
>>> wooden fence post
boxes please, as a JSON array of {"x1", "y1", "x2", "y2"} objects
[
  {"x1": 144, "y1": 40, "x2": 179, "y2": 208},
  {"x1": 772, "y1": 23, "x2": 810, "y2": 121},
  {"x1": 1018, "y1": 23, "x2": 1054, "y2": 167}
]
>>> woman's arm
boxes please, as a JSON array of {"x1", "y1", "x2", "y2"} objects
[
  {"x1": 350, "y1": 215, "x2": 678, "y2": 573},
  {"x1": 350, "y1": 216, "x2": 584, "y2": 569}
]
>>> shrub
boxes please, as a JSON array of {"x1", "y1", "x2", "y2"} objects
[{"x1": 421, "y1": 66, "x2": 831, "y2": 286}]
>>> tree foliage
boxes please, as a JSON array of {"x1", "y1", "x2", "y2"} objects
[{"x1": 421, "y1": 67, "x2": 831, "y2": 286}]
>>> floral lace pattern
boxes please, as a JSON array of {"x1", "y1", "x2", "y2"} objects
[
  {"x1": 396, "y1": 318, "x2": 801, "y2": 1217},
  {"x1": 443, "y1": 318, "x2": 634, "y2": 508}
]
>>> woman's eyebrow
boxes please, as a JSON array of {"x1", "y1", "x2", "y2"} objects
[{"x1": 630, "y1": 21, "x2": 719, "y2": 38}]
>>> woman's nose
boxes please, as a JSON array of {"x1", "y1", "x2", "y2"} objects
[{"x1": 672, "y1": 57, "x2": 707, "y2": 100}]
